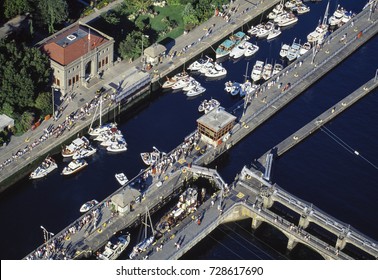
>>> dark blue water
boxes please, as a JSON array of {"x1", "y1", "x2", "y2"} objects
[{"x1": 0, "y1": 0, "x2": 377, "y2": 260}]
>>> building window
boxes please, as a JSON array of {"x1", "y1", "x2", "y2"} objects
[
  {"x1": 68, "y1": 79, "x2": 72, "y2": 86},
  {"x1": 102, "y1": 59, "x2": 105, "y2": 67},
  {"x1": 76, "y1": 75, "x2": 79, "y2": 82},
  {"x1": 105, "y1": 56, "x2": 108, "y2": 64},
  {"x1": 57, "y1": 79, "x2": 60, "y2": 86},
  {"x1": 98, "y1": 61, "x2": 101, "y2": 68}
]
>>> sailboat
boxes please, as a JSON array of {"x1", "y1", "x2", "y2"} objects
[
  {"x1": 129, "y1": 207, "x2": 155, "y2": 259},
  {"x1": 88, "y1": 96, "x2": 116, "y2": 137},
  {"x1": 307, "y1": 1, "x2": 330, "y2": 44}
]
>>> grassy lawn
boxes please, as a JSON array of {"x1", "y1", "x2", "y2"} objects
[{"x1": 149, "y1": 5, "x2": 185, "y2": 42}]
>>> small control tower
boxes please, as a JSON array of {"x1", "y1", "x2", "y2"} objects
[{"x1": 197, "y1": 107, "x2": 236, "y2": 147}]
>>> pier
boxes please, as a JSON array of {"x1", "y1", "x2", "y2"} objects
[{"x1": 23, "y1": 2, "x2": 378, "y2": 260}]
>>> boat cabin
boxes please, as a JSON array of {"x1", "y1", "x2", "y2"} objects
[
  {"x1": 197, "y1": 107, "x2": 236, "y2": 147},
  {"x1": 111, "y1": 188, "x2": 141, "y2": 215}
]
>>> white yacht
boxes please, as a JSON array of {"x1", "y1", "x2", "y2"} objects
[
  {"x1": 267, "y1": 26, "x2": 281, "y2": 40},
  {"x1": 107, "y1": 142, "x2": 127, "y2": 153},
  {"x1": 299, "y1": 42, "x2": 311, "y2": 55},
  {"x1": 307, "y1": 1, "x2": 330, "y2": 44},
  {"x1": 256, "y1": 21, "x2": 274, "y2": 38},
  {"x1": 286, "y1": 41, "x2": 301, "y2": 62},
  {"x1": 115, "y1": 173, "x2": 129, "y2": 186},
  {"x1": 229, "y1": 41, "x2": 252, "y2": 59},
  {"x1": 279, "y1": 43, "x2": 290, "y2": 58},
  {"x1": 140, "y1": 151, "x2": 160, "y2": 166},
  {"x1": 272, "y1": 63, "x2": 283, "y2": 76},
  {"x1": 61, "y1": 159, "x2": 88, "y2": 176},
  {"x1": 183, "y1": 80, "x2": 201, "y2": 91},
  {"x1": 262, "y1": 63, "x2": 273, "y2": 81},
  {"x1": 97, "y1": 233, "x2": 130, "y2": 260},
  {"x1": 80, "y1": 199, "x2": 98, "y2": 213},
  {"x1": 328, "y1": 5, "x2": 345, "y2": 27},
  {"x1": 251, "y1": 60, "x2": 264, "y2": 82},
  {"x1": 30, "y1": 157, "x2": 58, "y2": 179},
  {"x1": 72, "y1": 145, "x2": 97, "y2": 160},
  {"x1": 186, "y1": 85, "x2": 206, "y2": 97},
  {"x1": 187, "y1": 57, "x2": 212, "y2": 71},
  {"x1": 276, "y1": 12, "x2": 298, "y2": 27},
  {"x1": 171, "y1": 77, "x2": 193, "y2": 90},
  {"x1": 296, "y1": 4, "x2": 310, "y2": 15},
  {"x1": 244, "y1": 43, "x2": 259, "y2": 57},
  {"x1": 61, "y1": 136, "x2": 90, "y2": 158}
]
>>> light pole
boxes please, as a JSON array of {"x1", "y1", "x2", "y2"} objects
[
  {"x1": 141, "y1": 34, "x2": 149, "y2": 68},
  {"x1": 51, "y1": 86, "x2": 55, "y2": 120},
  {"x1": 40, "y1": 225, "x2": 54, "y2": 243}
]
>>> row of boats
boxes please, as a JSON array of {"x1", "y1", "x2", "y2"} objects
[
  {"x1": 279, "y1": 39, "x2": 311, "y2": 62},
  {"x1": 251, "y1": 61, "x2": 284, "y2": 82}
]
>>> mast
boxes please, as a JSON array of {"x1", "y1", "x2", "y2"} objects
[
  {"x1": 99, "y1": 95, "x2": 102, "y2": 127},
  {"x1": 323, "y1": 1, "x2": 330, "y2": 26}
]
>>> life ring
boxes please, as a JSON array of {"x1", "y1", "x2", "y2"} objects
[
  {"x1": 182, "y1": 168, "x2": 187, "y2": 173},
  {"x1": 195, "y1": 146, "x2": 200, "y2": 151},
  {"x1": 164, "y1": 175, "x2": 168, "y2": 180},
  {"x1": 200, "y1": 149, "x2": 205, "y2": 154},
  {"x1": 102, "y1": 223, "x2": 107, "y2": 228},
  {"x1": 65, "y1": 235, "x2": 71, "y2": 241},
  {"x1": 244, "y1": 124, "x2": 249, "y2": 128},
  {"x1": 246, "y1": 174, "x2": 251, "y2": 179},
  {"x1": 97, "y1": 228, "x2": 102, "y2": 233}
]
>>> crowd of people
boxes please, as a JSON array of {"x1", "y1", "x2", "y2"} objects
[{"x1": 0, "y1": 92, "x2": 115, "y2": 173}]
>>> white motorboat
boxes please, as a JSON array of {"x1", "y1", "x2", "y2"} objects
[
  {"x1": 262, "y1": 63, "x2": 273, "y2": 80},
  {"x1": 186, "y1": 85, "x2": 206, "y2": 97},
  {"x1": 276, "y1": 12, "x2": 298, "y2": 27},
  {"x1": 162, "y1": 77, "x2": 177, "y2": 89},
  {"x1": 30, "y1": 157, "x2": 57, "y2": 179},
  {"x1": 247, "y1": 23, "x2": 264, "y2": 36},
  {"x1": 341, "y1": 11, "x2": 353, "y2": 25},
  {"x1": 107, "y1": 142, "x2": 127, "y2": 153},
  {"x1": 61, "y1": 159, "x2": 88, "y2": 175},
  {"x1": 187, "y1": 58, "x2": 211, "y2": 71},
  {"x1": 101, "y1": 136, "x2": 125, "y2": 147},
  {"x1": 203, "y1": 99, "x2": 220, "y2": 114},
  {"x1": 256, "y1": 21, "x2": 274, "y2": 38},
  {"x1": 198, "y1": 99, "x2": 208, "y2": 112},
  {"x1": 286, "y1": 41, "x2": 301, "y2": 62},
  {"x1": 251, "y1": 60, "x2": 264, "y2": 82},
  {"x1": 296, "y1": 4, "x2": 310, "y2": 15},
  {"x1": 115, "y1": 173, "x2": 128, "y2": 186},
  {"x1": 244, "y1": 43, "x2": 259, "y2": 57},
  {"x1": 267, "y1": 26, "x2": 281, "y2": 40},
  {"x1": 171, "y1": 77, "x2": 192, "y2": 90},
  {"x1": 285, "y1": 0, "x2": 301, "y2": 9},
  {"x1": 140, "y1": 151, "x2": 160, "y2": 166},
  {"x1": 94, "y1": 128, "x2": 123, "y2": 142},
  {"x1": 229, "y1": 41, "x2": 252, "y2": 59},
  {"x1": 182, "y1": 80, "x2": 201, "y2": 91},
  {"x1": 88, "y1": 123, "x2": 116, "y2": 137},
  {"x1": 72, "y1": 145, "x2": 97, "y2": 160},
  {"x1": 328, "y1": 5, "x2": 345, "y2": 26},
  {"x1": 61, "y1": 136, "x2": 90, "y2": 158},
  {"x1": 97, "y1": 233, "x2": 130, "y2": 260},
  {"x1": 279, "y1": 43, "x2": 290, "y2": 58},
  {"x1": 299, "y1": 42, "x2": 311, "y2": 55},
  {"x1": 80, "y1": 199, "x2": 98, "y2": 213},
  {"x1": 204, "y1": 67, "x2": 227, "y2": 78},
  {"x1": 272, "y1": 63, "x2": 283, "y2": 76}
]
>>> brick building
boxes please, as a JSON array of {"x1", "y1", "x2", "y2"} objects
[{"x1": 41, "y1": 23, "x2": 114, "y2": 96}]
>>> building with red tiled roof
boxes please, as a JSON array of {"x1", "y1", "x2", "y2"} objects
[{"x1": 41, "y1": 23, "x2": 114, "y2": 95}]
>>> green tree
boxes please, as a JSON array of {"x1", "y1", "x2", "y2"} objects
[
  {"x1": 35, "y1": 92, "x2": 52, "y2": 116},
  {"x1": 15, "y1": 111, "x2": 34, "y2": 133},
  {"x1": 119, "y1": 30, "x2": 150, "y2": 60},
  {"x1": 101, "y1": 11, "x2": 120, "y2": 25},
  {"x1": 37, "y1": 0, "x2": 68, "y2": 33},
  {"x1": 4, "y1": 0, "x2": 31, "y2": 19},
  {"x1": 127, "y1": 0, "x2": 153, "y2": 14}
]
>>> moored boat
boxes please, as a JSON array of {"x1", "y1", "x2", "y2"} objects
[
  {"x1": 279, "y1": 43, "x2": 290, "y2": 58},
  {"x1": 244, "y1": 43, "x2": 259, "y2": 57},
  {"x1": 30, "y1": 157, "x2": 58, "y2": 179},
  {"x1": 107, "y1": 142, "x2": 127, "y2": 153},
  {"x1": 72, "y1": 145, "x2": 97, "y2": 160},
  {"x1": 115, "y1": 173, "x2": 128, "y2": 186},
  {"x1": 97, "y1": 233, "x2": 130, "y2": 260},
  {"x1": 186, "y1": 85, "x2": 206, "y2": 97},
  {"x1": 251, "y1": 60, "x2": 264, "y2": 82},
  {"x1": 61, "y1": 136, "x2": 90, "y2": 158},
  {"x1": 80, "y1": 199, "x2": 98, "y2": 213},
  {"x1": 61, "y1": 159, "x2": 88, "y2": 175}
]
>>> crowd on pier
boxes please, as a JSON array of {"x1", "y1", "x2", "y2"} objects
[{"x1": 0, "y1": 91, "x2": 116, "y2": 173}]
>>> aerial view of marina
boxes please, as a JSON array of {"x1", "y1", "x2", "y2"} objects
[{"x1": 0, "y1": 0, "x2": 377, "y2": 262}]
